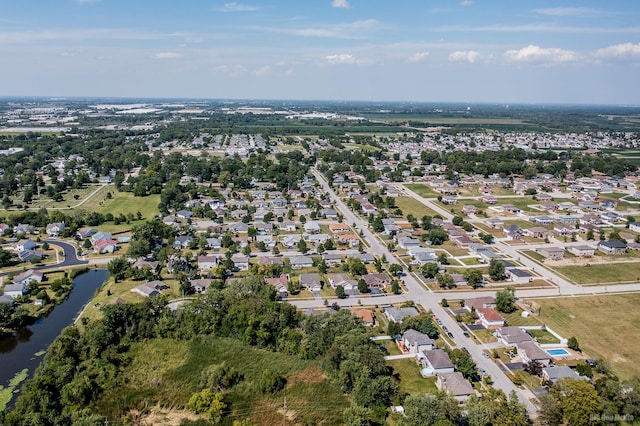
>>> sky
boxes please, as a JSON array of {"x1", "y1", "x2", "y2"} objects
[{"x1": 1, "y1": 0, "x2": 640, "y2": 104}]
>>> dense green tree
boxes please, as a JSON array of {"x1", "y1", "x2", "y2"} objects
[
  {"x1": 495, "y1": 286, "x2": 516, "y2": 313},
  {"x1": 488, "y1": 258, "x2": 507, "y2": 281}
]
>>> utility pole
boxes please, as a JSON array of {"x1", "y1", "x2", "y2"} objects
[{"x1": 283, "y1": 396, "x2": 287, "y2": 426}]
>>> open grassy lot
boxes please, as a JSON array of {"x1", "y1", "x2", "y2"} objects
[
  {"x1": 405, "y1": 184, "x2": 439, "y2": 198},
  {"x1": 394, "y1": 197, "x2": 439, "y2": 219},
  {"x1": 79, "y1": 187, "x2": 161, "y2": 220},
  {"x1": 94, "y1": 337, "x2": 348, "y2": 425},
  {"x1": 553, "y1": 262, "x2": 640, "y2": 284},
  {"x1": 535, "y1": 294, "x2": 640, "y2": 380},
  {"x1": 388, "y1": 358, "x2": 437, "y2": 394},
  {"x1": 527, "y1": 329, "x2": 560, "y2": 344}
]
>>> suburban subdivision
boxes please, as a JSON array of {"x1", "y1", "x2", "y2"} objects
[{"x1": 1, "y1": 100, "x2": 640, "y2": 425}]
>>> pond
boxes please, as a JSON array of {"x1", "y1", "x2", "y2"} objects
[{"x1": 0, "y1": 269, "x2": 108, "y2": 409}]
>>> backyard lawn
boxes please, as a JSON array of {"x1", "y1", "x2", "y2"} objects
[
  {"x1": 535, "y1": 294, "x2": 640, "y2": 379},
  {"x1": 388, "y1": 358, "x2": 438, "y2": 394}
]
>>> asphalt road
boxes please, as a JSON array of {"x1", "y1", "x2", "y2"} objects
[{"x1": 309, "y1": 168, "x2": 540, "y2": 415}]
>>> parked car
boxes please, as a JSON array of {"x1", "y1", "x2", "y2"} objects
[
  {"x1": 463, "y1": 332, "x2": 470, "y2": 338},
  {"x1": 447, "y1": 332, "x2": 454, "y2": 339}
]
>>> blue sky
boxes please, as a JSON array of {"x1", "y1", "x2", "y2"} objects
[{"x1": 1, "y1": 0, "x2": 639, "y2": 104}]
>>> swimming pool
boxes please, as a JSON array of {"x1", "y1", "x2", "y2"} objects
[{"x1": 546, "y1": 348, "x2": 570, "y2": 356}]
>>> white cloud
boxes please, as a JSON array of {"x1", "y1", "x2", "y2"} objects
[
  {"x1": 331, "y1": 0, "x2": 350, "y2": 8},
  {"x1": 325, "y1": 53, "x2": 357, "y2": 64},
  {"x1": 279, "y1": 19, "x2": 380, "y2": 39},
  {"x1": 406, "y1": 52, "x2": 429, "y2": 63},
  {"x1": 504, "y1": 45, "x2": 580, "y2": 64},
  {"x1": 218, "y1": 2, "x2": 259, "y2": 12},
  {"x1": 459, "y1": 0, "x2": 473, "y2": 6},
  {"x1": 153, "y1": 52, "x2": 182, "y2": 59},
  {"x1": 534, "y1": 7, "x2": 601, "y2": 17},
  {"x1": 595, "y1": 42, "x2": 640, "y2": 60},
  {"x1": 253, "y1": 65, "x2": 272, "y2": 76},
  {"x1": 448, "y1": 50, "x2": 480, "y2": 63}
]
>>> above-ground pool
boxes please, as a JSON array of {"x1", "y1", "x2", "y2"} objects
[{"x1": 546, "y1": 348, "x2": 570, "y2": 356}]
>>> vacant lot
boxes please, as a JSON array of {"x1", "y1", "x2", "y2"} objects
[
  {"x1": 388, "y1": 358, "x2": 437, "y2": 394},
  {"x1": 79, "y1": 187, "x2": 160, "y2": 220},
  {"x1": 94, "y1": 338, "x2": 348, "y2": 425},
  {"x1": 394, "y1": 197, "x2": 439, "y2": 219},
  {"x1": 553, "y1": 262, "x2": 640, "y2": 285},
  {"x1": 535, "y1": 294, "x2": 640, "y2": 379},
  {"x1": 405, "y1": 184, "x2": 439, "y2": 198}
]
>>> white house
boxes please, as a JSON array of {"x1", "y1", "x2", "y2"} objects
[
  {"x1": 45, "y1": 222, "x2": 65, "y2": 237},
  {"x1": 402, "y1": 329, "x2": 434, "y2": 354}
]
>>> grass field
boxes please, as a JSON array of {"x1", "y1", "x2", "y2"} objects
[
  {"x1": 394, "y1": 197, "x2": 439, "y2": 219},
  {"x1": 553, "y1": 262, "x2": 640, "y2": 284},
  {"x1": 78, "y1": 186, "x2": 161, "y2": 220},
  {"x1": 405, "y1": 184, "x2": 439, "y2": 198},
  {"x1": 94, "y1": 337, "x2": 348, "y2": 425},
  {"x1": 527, "y1": 329, "x2": 560, "y2": 344},
  {"x1": 388, "y1": 358, "x2": 438, "y2": 394},
  {"x1": 535, "y1": 294, "x2": 640, "y2": 379}
]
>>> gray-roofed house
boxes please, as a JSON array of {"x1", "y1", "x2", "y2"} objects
[
  {"x1": 289, "y1": 256, "x2": 313, "y2": 269},
  {"x1": 189, "y1": 278, "x2": 213, "y2": 293},
  {"x1": 495, "y1": 326, "x2": 533, "y2": 346},
  {"x1": 437, "y1": 372, "x2": 475, "y2": 403},
  {"x1": 2, "y1": 283, "x2": 28, "y2": 299},
  {"x1": 598, "y1": 239, "x2": 627, "y2": 255},
  {"x1": 420, "y1": 349, "x2": 455, "y2": 374},
  {"x1": 542, "y1": 366, "x2": 588, "y2": 385},
  {"x1": 517, "y1": 341, "x2": 552, "y2": 366},
  {"x1": 384, "y1": 306, "x2": 419, "y2": 323},
  {"x1": 402, "y1": 329, "x2": 435, "y2": 354},
  {"x1": 299, "y1": 273, "x2": 322, "y2": 291}
]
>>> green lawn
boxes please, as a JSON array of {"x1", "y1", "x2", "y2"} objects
[
  {"x1": 405, "y1": 184, "x2": 439, "y2": 198},
  {"x1": 535, "y1": 294, "x2": 640, "y2": 380},
  {"x1": 394, "y1": 197, "x2": 440, "y2": 219},
  {"x1": 553, "y1": 262, "x2": 640, "y2": 284},
  {"x1": 388, "y1": 358, "x2": 438, "y2": 394},
  {"x1": 80, "y1": 187, "x2": 161, "y2": 220},
  {"x1": 527, "y1": 329, "x2": 560, "y2": 344}
]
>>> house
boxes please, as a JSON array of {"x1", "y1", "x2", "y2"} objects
[
  {"x1": 436, "y1": 372, "x2": 475, "y2": 403},
  {"x1": 508, "y1": 268, "x2": 533, "y2": 284},
  {"x1": 629, "y1": 222, "x2": 640, "y2": 233},
  {"x1": 537, "y1": 247, "x2": 565, "y2": 261},
  {"x1": 517, "y1": 341, "x2": 552, "y2": 367},
  {"x1": 173, "y1": 235, "x2": 193, "y2": 250},
  {"x1": 503, "y1": 225, "x2": 522, "y2": 240},
  {"x1": 402, "y1": 329, "x2": 435, "y2": 353},
  {"x1": 384, "y1": 306, "x2": 419, "y2": 323},
  {"x1": 13, "y1": 269, "x2": 44, "y2": 286},
  {"x1": 260, "y1": 256, "x2": 284, "y2": 266},
  {"x1": 481, "y1": 195, "x2": 498, "y2": 204},
  {"x1": 176, "y1": 210, "x2": 193, "y2": 220},
  {"x1": 45, "y1": 222, "x2": 65, "y2": 237},
  {"x1": 279, "y1": 221, "x2": 297, "y2": 232},
  {"x1": 442, "y1": 196, "x2": 457, "y2": 205},
  {"x1": 206, "y1": 238, "x2": 222, "y2": 251},
  {"x1": 328, "y1": 273, "x2": 356, "y2": 290},
  {"x1": 94, "y1": 238, "x2": 118, "y2": 254},
  {"x1": 476, "y1": 308, "x2": 505, "y2": 329},
  {"x1": 361, "y1": 203, "x2": 378, "y2": 215},
  {"x1": 299, "y1": 273, "x2": 322, "y2": 291},
  {"x1": 130, "y1": 281, "x2": 167, "y2": 298},
  {"x1": 420, "y1": 349, "x2": 455, "y2": 375},
  {"x1": 465, "y1": 296, "x2": 495, "y2": 312},
  {"x1": 90, "y1": 231, "x2": 113, "y2": 245},
  {"x1": 133, "y1": 258, "x2": 160, "y2": 273},
  {"x1": 189, "y1": 278, "x2": 213, "y2": 293},
  {"x1": 486, "y1": 218, "x2": 504, "y2": 229},
  {"x1": 362, "y1": 273, "x2": 391, "y2": 289},
  {"x1": 231, "y1": 255, "x2": 249, "y2": 271},
  {"x1": 2, "y1": 283, "x2": 28, "y2": 299},
  {"x1": 350, "y1": 308, "x2": 375, "y2": 326},
  {"x1": 568, "y1": 245, "x2": 595, "y2": 257},
  {"x1": 303, "y1": 221, "x2": 321, "y2": 234},
  {"x1": 14, "y1": 239, "x2": 37, "y2": 252},
  {"x1": 76, "y1": 227, "x2": 97, "y2": 240},
  {"x1": 265, "y1": 275, "x2": 289, "y2": 298},
  {"x1": 322, "y1": 208, "x2": 338, "y2": 219},
  {"x1": 553, "y1": 225, "x2": 575, "y2": 237},
  {"x1": 461, "y1": 205, "x2": 478, "y2": 215},
  {"x1": 397, "y1": 237, "x2": 421, "y2": 250},
  {"x1": 329, "y1": 223, "x2": 351, "y2": 233},
  {"x1": 228, "y1": 222, "x2": 249, "y2": 233},
  {"x1": 526, "y1": 227, "x2": 553, "y2": 239},
  {"x1": 542, "y1": 366, "x2": 588, "y2": 385},
  {"x1": 198, "y1": 255, "x2": 220, "y2": 270},
  {"x1": 289, "y1": 256, "x2": 314, "y2": 269},
  {"x1": 18, "y1": 249, "x2": 44, "y2": 262},
  {"x1": 338, "y1": 234, "x2": 360, "y2": 248},
  {"x1": 453, "y1": 236, "x2": 474, "y2": 249},
  {"x1": 322, "y1": 253, "x2": 343, "y2": 267},
  {"x1": 598, "y1": 239, "x2": 627, "y2": 255},
  {"x1": 495, "y1": 326, "x2": 533, "y2": 346}
]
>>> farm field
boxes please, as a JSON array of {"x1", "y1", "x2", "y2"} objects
[{"x1": 535, "y1": 294, "x2": 640, "y2": 380}]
